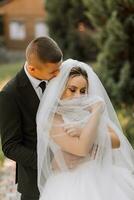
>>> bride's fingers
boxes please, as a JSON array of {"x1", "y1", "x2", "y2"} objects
[
  {"x1": 64, "y1": 124, "x2": 74, "y2": 131},
  {"x1": 67, "y1": 130, "x2": 80, "y2": 137},
  {"x1": 64, "y1": 127, "x2": 75, "y2": 134},
  {"x1": 69, "y1": 132, "x2": 77, "y2": 136},
  {"x1": 66, "y1": 128, "x2": 75, "y2": 134}
]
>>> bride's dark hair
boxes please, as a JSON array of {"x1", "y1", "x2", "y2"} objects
[{"x1": 69, "y1": 67, "x2": 88, "y2": 82}]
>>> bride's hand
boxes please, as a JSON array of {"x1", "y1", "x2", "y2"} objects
[
  {"x1": 64, "y1": 124, "x2": 82, "y2": 137},
  {"x1": 89, "y1": 100, "x2": 105, "y2": 114}
]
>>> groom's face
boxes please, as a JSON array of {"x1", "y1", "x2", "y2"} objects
[{"x1": 28, "y1": 59, "x2": 62, "y2": 80}]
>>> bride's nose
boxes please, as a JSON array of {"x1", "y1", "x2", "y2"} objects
[{"x1": 74, "y1": 91, "x2": 81, "y2": 98}]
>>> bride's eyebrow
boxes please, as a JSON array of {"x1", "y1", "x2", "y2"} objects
[
  {"x1": 80, "y1": 87, "x2": 87, "y2": 90},
  {"x1": 67, "y1": 85, "x2": 77, "y2": 89}
]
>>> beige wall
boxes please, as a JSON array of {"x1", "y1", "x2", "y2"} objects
[
  {"x1": 0, "y1": 0, "x2": 45, "y2": 16},
  {"x1": 0, "y1": 0, "x2": 46, "y2": 49}
]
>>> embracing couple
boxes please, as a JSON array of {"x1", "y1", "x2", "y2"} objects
[{"x1": 0, "y1": 37, "x2": 134, "y2": 200}]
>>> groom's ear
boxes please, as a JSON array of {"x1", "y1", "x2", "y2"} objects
[{"x1": 28, "y1": 65, "x2": 35, "y2": 72}]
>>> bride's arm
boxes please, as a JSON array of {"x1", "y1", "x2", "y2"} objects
[
  {"x1": 108, "y1": 126, "x2": 120, "y2": 148},
  {"x1": 50, "y1": 104, "x2": 102, "y2": 157},
  {"x1": 65, "y1": 125, "x2": 120, "y2": 149}
]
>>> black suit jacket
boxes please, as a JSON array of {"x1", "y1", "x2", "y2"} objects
[{"x1": 0, "y1": 67, "x2": 40, "y2": 197}]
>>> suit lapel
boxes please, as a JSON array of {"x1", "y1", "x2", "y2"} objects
[{"x1": 16, "y1": 68, "x2": 40, "y2": 115}]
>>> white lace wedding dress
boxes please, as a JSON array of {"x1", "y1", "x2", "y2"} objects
[{"x1": 40, "y1": 152, "x2": 134, "y2": 200}]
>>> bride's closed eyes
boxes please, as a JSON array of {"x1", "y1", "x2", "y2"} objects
[
  {"x1": 61, "y1": 75, "x2": 88, "y2": 100},
  {"x1": 68, "y1": 86, "x2": 87, "y2": 94}
]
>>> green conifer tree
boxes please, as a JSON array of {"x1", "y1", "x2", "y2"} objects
[
  {"x1": 83, "y1": 0, "x2": 134, "y2": 105},
  {"x1": 45, "y1": 0, "x2": 97, "y2": 61}
]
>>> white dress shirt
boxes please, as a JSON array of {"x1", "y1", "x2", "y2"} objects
[{"x1": 24, "y1": 63, "x2": 47, "y2": 100}]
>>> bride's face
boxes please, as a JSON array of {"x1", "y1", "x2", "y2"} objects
[{"x1": 61, "y1": 75, "x2": 88, "y2": 100}]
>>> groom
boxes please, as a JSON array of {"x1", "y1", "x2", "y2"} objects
[
  {"x1": 0, "y1": 37, "x2": 63, "y2": 200},
  {"x1": 0, "y1": 37, "x2": 84, "y2": 200}
]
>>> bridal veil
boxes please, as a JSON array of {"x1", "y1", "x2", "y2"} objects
[{"x1": 36, "y1": 59, "x2": 134, "y2": 197}]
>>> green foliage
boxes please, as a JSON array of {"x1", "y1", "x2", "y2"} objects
[
  {"x1": 0, "y1": 143, "x2": 4, "y2": 166},
  {"x1": 117, "y1": 106, "x2": 134, "y2": 147},
  {"x1": 84, "y1": 0, "x2": 134, "y2": 105},
  {"x1": 45, "y1": 0, "x2": 97, "y2": 61},
  {"x1": 0, "y1": 62, "x2": 22, "y2": 82},
  {"x1": 83, "y1": 0, "x2": 134, "y2": 146}
]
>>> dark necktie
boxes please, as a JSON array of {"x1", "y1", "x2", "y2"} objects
[{"x1": 39, "y1": 81, "x2": 46, "y2": 93}]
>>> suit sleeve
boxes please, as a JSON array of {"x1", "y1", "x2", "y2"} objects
[{"x1": 0, "y1": 91, "x2": 37, "y2": 169}]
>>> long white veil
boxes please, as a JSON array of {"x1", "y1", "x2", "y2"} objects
[{"x1": 36, "y1": 59, "x2": 134, "y2": 198}]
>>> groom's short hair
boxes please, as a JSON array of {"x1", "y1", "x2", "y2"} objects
[{"x1": 26, "y1": 37, "x2": 63, "y2": 64}]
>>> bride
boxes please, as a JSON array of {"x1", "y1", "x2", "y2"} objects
[{"x1": 36, "y1": 59, "x2": 134, "y2": 200}]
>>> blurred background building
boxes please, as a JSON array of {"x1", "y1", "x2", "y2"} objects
[{"x1": 0, "y1": 0, "x2": 48, "y2": 50}]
